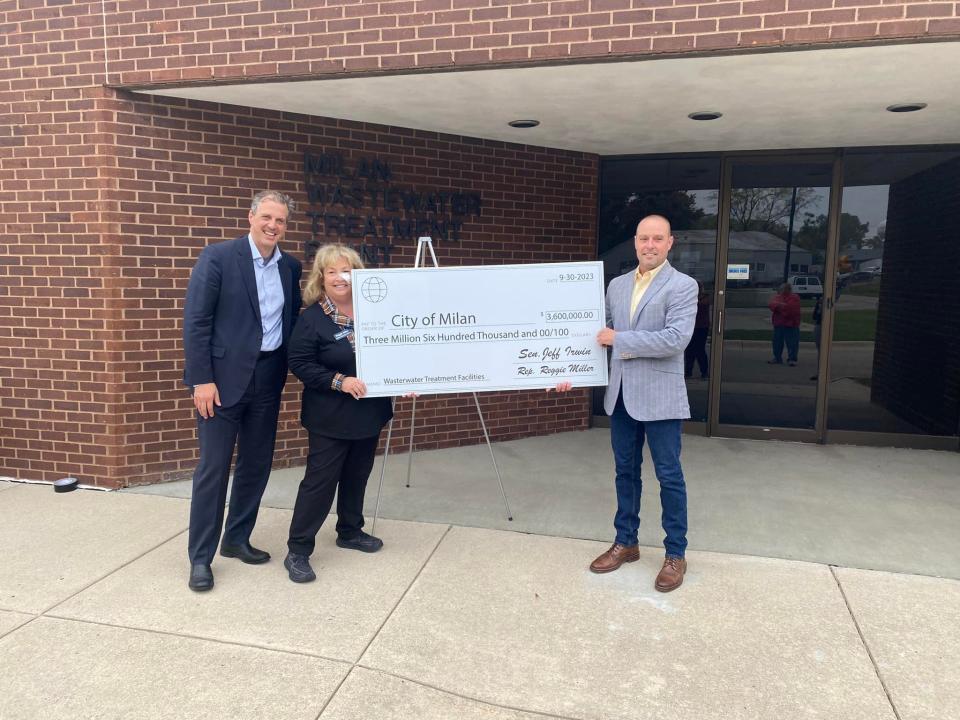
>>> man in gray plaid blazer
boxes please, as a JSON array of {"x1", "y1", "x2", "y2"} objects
[{"x1": 591, "y1": 215, "x2": 698, "y2": 592}]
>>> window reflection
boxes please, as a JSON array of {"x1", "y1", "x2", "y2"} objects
[
  {"x1": 828, "y1": 151, "x2": 960, "y2": 436},
  {"x1": 598, "y1": 158, "x2": 721, "y2": 422},
  {"x1": 718, "y1": 162, "x2": 832, "y2": 429}
]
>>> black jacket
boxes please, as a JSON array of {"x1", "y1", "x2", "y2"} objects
[
  {"x1": 183, "y1": 236, "x2": 302, "y2": 408},
  {"x1": 287, "y1": 302, "x2": 393, "y2": 439}
]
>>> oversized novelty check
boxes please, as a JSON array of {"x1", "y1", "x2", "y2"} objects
[{"x1": 352, "y1": 261, "x2": 608, "y2": 397}]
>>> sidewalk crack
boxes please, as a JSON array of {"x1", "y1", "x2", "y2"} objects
[
  {"x1": 39, "y1": 527, "x2": 188, "y2": 615},
  {"x1": 829, "y1": 565, "x2": 903, "y2": 720},
  {"x1": 354, "y1": 665, "x2": 586, "y2": 720},
  {"x1": 314, "y1": 525, "x2": 453, "y2": 719},
  {"x1": 357, "y1": 524, "x2": 452, "y2": 665}
]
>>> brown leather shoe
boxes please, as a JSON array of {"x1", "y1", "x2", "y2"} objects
[
  {"x1": 589, "y1": 543, "x2": 640, "y2": 574},
  {"x1": 655, "y1": 555, "x2": 687, "y2": 592}
]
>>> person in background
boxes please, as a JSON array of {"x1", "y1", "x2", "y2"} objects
[
  {"x1": 810, "y1": 295, "x2": 823, "y2": 381},
  {"x1": 767, "y1": 282, "x2": 801, "y2": 367},
  {"x1": 684, "y1": 281, "x2": 711, "y2": 380},
  {"x1": 283, "y1": 244, "x2": 393, "y2": 584}
]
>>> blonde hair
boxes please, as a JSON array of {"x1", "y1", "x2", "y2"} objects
[{"x1": 303, "y1": 244, "x2": 364, "y2": 305}]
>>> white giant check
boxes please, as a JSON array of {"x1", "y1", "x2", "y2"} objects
[{"x1": 352, "y1": 261, "x2": 608, "y2": 397}]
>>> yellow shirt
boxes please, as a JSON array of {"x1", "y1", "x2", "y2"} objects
[{"x1": 629, "y1": 260, "x2": 667, "y2": 319}]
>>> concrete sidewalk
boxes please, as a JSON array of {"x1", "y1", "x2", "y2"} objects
[
  {"x1": 2, "y1": 473, "x2": 959, "y2": 720},
  {"x1": 131, "y1": 429, "x2": 960, "y2": 579}
]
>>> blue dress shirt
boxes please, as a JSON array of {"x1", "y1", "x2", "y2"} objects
[{"x1": 248, "y1": 235, "x2": 284, "y2": 352}]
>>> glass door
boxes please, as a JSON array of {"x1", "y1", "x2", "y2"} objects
[
  {"x1": 710, "y1": 156, "x2": 838, "y2": 438},
  {"x1": 596, "y1": 156, "x2": 722, "y2": 428}
]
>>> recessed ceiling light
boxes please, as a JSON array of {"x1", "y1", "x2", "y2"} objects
[
  {"x1": 508, "y1": 119, "x2": 540, "y2": 128},
  {"x1": 688, "y1": 111, "x2": 722, "y2": 121},
  {"x1": 886, "y1": 103, "x2": 927, "y2": 113}
]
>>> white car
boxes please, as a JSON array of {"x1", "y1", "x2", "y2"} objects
[{"x1": 788, "y1": 275, "x2": 823, "y2": 298}]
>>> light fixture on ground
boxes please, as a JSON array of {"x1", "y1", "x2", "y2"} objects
[
  {"x1": 886, "y1": 103, "x2": 927, "y2": 113},
  {"x1": 507, "y1": 119, "x2": 540, "y2": 128},
  {"x1": 688, "y1": 111, "x2": 723, "y2": 121}
]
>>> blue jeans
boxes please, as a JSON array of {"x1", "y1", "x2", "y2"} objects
[
  {"x1": 610, "y1": 393, "x2": 688, "y2": 558},
  {"x1": 772, "y1": 326, "x2": 799, "y2": 363}
]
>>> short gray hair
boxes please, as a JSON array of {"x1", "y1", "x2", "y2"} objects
[{"x1": 250, "y1": 190, "x2": 296, "y2": 216}]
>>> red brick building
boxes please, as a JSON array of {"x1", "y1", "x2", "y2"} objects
[{"x1": 2, "y1": 1, "x2": 959, "y2": 488}]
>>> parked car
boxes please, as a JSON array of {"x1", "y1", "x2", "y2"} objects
[
  {"x1": 788, "y1": 275, "x2": 823, "y2": 298},
  {"x1": 847, "y1": 270, "x2": 876, "y2": 284}
]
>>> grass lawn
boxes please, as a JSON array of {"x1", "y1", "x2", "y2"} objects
[
  {"x1": 726, "y1": 309, "x2": 876, "y2": 342},
  {"x1": 802, "y1": 308, "x2": 877, "y2": 341},
  {"x1": 842, "y1": 279, "x2": 882, "y2": 297},
  {"x1": 725, "y1": 330, "x2": 815, "y2": 342}
]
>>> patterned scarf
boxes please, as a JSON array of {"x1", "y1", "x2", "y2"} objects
[{"x1": 319, "y1": 295, "x2": 355, "y2": 351}]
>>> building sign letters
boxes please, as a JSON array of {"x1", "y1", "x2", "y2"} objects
[{"x1": 302, "y1": 151, "x2": 482, "y2": 266}]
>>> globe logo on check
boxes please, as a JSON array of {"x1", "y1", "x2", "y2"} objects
[{"x1": 361, "y1": 276, "x2": 388, "y2": 303}]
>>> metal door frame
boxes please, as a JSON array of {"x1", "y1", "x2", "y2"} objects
[{"x1": 706, "y1": 150, "x2": 842, "y2": 442}]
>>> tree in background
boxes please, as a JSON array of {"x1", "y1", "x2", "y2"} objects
[
  {"x1": 796, "y1": 212, "x2": 870, "y2": 257},
  {"x1": 726, "y1": 187, "x2": 819, "y2": 234},
  {"x1": 599, "y1": 190, "x2": 708, "y2": 255}
]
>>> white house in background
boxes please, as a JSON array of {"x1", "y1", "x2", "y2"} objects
[{"x1": 601, "y1": 229, "x2": 814, "y2": 287}]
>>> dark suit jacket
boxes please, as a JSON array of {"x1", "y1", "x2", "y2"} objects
[
  {"x1": 183, "y1": 235, "x2": 303, "y2": 408},
  {"x1": 287, "y1": 302, "x2": 393, "y2": 439}
]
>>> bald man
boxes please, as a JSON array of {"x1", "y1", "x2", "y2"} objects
[{"x1": 592, "y1": 215, "x2": 698, "y2": 592}]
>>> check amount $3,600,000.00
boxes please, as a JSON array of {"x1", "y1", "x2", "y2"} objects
[{"x1": 516, "y1": 314, "x2": 599, "y2": 378}]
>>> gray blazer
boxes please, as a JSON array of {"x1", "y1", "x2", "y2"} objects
[{"x1": 604, "y1": 261, "x2": 698, "y2": 421}]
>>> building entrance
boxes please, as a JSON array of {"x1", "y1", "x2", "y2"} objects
[
  {"x1": 598, "y1": 149, "x2": 960, "y2": 451},
  {"x1": 711, "y1": 155, "x2": 836, "y2": 441}
]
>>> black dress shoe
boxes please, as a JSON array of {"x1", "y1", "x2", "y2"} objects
[
  {"x1": 336, "y1": 531, "x2": 383, "y2": 553},
  {"x1": 188, "y1": 563, "x2": 214, "y2": 592},
  {"x1": 284, "y1": 552, "x2": 316, "y2": 583},
  {"x1": 220, "y1": 541, "x2": 271, "y2": 564}
]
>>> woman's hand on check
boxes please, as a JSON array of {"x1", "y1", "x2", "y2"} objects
[
  {"x1": 341, "y1": 377, "x2": 367, "y2": 399},
  {"x1": 548, "y1": 382, "x2": 573, "y2": 393}
]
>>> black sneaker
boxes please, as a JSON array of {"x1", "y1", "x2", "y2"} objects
[
  {"x1": 283, "y1": 552, "x2": 316, "y2": 583},
  {"x1": 336, "y1": 531, "x2": 383, "y2": 553}
]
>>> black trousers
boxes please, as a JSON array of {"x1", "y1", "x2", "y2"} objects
[
  {"x1": 187, "y1": 353, "x2": 283, "y2": 565},
  {"x1": 287, "y1": 432, "x2": 379, "y2": 556}
]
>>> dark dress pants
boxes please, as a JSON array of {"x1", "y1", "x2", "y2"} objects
[
  {"x1": 287, "y1": 432, "x2": 379, "y2": 556},
  {"x1": 188, "y1": 353, "x2": 283, "y2": 565}
]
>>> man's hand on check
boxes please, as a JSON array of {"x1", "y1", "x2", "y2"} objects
[
  {"x1": 597, "y1": 328, "x2": 616, "y2": 347},
  {"x1": 547, "y1": 382, "x2": 573, "y2": 393}
]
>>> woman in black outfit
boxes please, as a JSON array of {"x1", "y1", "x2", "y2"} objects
[{"x1": 284, "y1": 244, "x2": 393, "y2": 584}]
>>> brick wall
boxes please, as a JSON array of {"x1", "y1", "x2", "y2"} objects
[
  {"x1": 4, "y1": 0, "x2": 958, "y2": 487},
  {"x1": 2, "y1": 57, "x2": 597, "y2": 488},
  {"x1": 108, "y1": 92, "x2": 597, "y2": 488},
  {"x1": 871, "y1": 157, "x2": 960, "y2": 435},
  {"x1": 102, "y1": 0, "x2": 960, "y2": 87},
  {"x1": 0, "y1": 0, "x2": 121, "y2": 485}
]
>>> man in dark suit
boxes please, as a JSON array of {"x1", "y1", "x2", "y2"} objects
[{"x1": 182, "y1": 190, "x2": 303, "y2": 592}]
